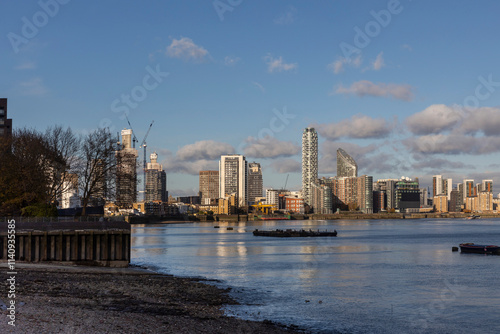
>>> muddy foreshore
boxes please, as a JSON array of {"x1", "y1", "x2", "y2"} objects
[{"x1": 1, "y1": 264, "x2": 303, "y2": 333}]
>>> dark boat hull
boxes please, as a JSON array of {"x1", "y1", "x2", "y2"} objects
[
  {"x1": 253, "y1": 229, "x2": 337, "y2": 238},
  {"x1": 459, "y1": 243, "x2": 500, "y2": 254}
]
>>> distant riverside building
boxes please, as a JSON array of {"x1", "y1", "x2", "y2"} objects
[
  {"x1": 302, "y1": 127, "x2": 318, "y2": 206},
  {"x1": 0, "y1": 98, "x2": 12, "y2": 138},
  {"x1": 375, "y1": 178, "x2": 420, "y2": 212},
  {"x1": 59, "y1": 173, "x2": 80, "y2": 209},
  {"x1": 449, "y1": 190, "x2": 462, "y2": 212},
  {"x1": 116, "y1": 129, "x2": 138, "y2": 208},
  {"x1": 285, "y1": 196, "x2": 304, "y2": 214},
  {"x1": 432, "y1": 175, "x2": 443, "y2": 197},
  {"x1": 247, "y1": 162, "x2": 263, "y2": 205},
  {"x1": 311, "y1": 181, "x2": 333, "y2": 214},
  {"x1": 199, "y1": 171, "x2": 219, "y2": 205},
  {"x1": 219, "y1": 154, "x2": 247, "y2": 207},
  {"x1": 265, "y1": 189, "x2": 279, "y2": 207},
  {"x1": 337, "y1": 148, "x2": 358, "y2": 177},
  {"x1": 463, "y1": 179, "x2": 474, "y2": 203},
  {"x1": 478, "y1": 191, "x2": 493, "y2": 212},
  {"x1": 145, "y1": 152, "x2": 167, "y2": 202},
  {"x1": 444, "y1": 178, "x2": 453, "y2": 200},
  {"x1": 434, "y1": 194, "x2": 448, "y2": 213},
  {"x1": 482, "y1": 179, "x2": 493, "y2": 192}
]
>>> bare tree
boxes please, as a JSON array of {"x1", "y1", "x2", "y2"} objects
[
  {"x1": 44, "y1": 125, "x2": 80, "y2": 205},
  {"x1": 77, "y1": 128, "x2": 117, "y2": 216}
]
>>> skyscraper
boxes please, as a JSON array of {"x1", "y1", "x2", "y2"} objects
[
  {"x1": 116, "y1": 129, "x2": 138, "y2": 208},
  {"x1": 219, "y1": 154, "x2": 247, "y2": 207},
  {"x1": 247, "y1": 162, "x2": 263, "y2": 205},
  {"x1": 145, "y1": 152, "x2": 167, "y2": 202},
  {"x1": 302, "y1": 127, "x2": 318, "y2": 205},
  {"x1": 337, "y1": 148, "x2": 358, "y2": 177},
  {"x1": 0, "y1": 98, "x2": 12, "y2": 138},
  {"x1": 199, "y1": 170, "x2": 219, "y2": 205}
]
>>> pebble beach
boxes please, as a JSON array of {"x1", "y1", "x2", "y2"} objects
[{"x1": 1, "y1": 264, "x2": 301, "y2": 333}]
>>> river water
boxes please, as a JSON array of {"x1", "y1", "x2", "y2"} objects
[{"x1": 131, "y1": 219, "x2": 500, "y2": 333}]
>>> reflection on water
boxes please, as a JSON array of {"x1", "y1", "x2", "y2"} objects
[{"x1": 132, "y1": 219, "x2": 500, "y2": 334}]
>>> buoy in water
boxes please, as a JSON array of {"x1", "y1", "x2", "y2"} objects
[{"x1": 452, "y1": 246, "x2": 459, "y2": 252}]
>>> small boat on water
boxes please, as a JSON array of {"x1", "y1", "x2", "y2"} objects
[
  {"x1": 459, "y1": 243, "x2": 500, "y2": 254},
  {"x1": 253, "y1": 229, "x2": 337, "y2": 238},
  {"x1": 466, "y1": 215, "x2": 480, "y2": 220}
]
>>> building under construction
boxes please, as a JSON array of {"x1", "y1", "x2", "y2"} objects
[{"x1": 116, "y1": 129, "x2": 138, "y2": 208}]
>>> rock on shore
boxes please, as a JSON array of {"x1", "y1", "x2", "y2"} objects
[{"x1": 1, "y1": 264, "x2": 301, "y2": 333}]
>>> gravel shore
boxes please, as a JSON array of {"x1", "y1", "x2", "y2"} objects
[{"x1": 1, "y1": 264, "x2": 302, "y2": 333}]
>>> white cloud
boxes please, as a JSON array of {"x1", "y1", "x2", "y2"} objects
[
  {"x1": 327, "y1": 55, "x2": 362, "y2": 74},
  {"x1": 316, "y1": 115, "x2": 394, "y2": 140},
  {"x1": 403, "y1": 134, "x2": 500, "y2": 155},
  {"x1": 372, "y1": 52, "x2": 385, "y2": 71},
  {"x1": 224, "y1": 56, "x2": 240, "y2": 66},
  {"x1": 274, "y1": 6, "x2": 297, "y2": 25},
  {"x1": 16, "y1": 77, "x2": 48, "y2": 96},
  {"x1": 176, "y1": 140, "x2": 234, "y2": 161},
  {"x1": 264, "y1": 54, "x2": 297, "y2": 73},
  {"x1": 243, "y1": 136, "x2": 300, "y2": 158},
  {"x1": 269, "y1": 159, "x2": 301, "y2": 173},
  {"x1": 401, "y1": 44, "x2": 413, "y2": 51},
  {"x1": 15, "y1": 62, "x2": 36, "y2": 70},
  {"x1": 406, "y1": 104, "x2": 463, "y2": 135},
  {"x1": 333, "y1": 80, "x2": 414, "y2": 101},
  {"x1": 166, "y1": 37, "x2": 209, "y2": 62}
]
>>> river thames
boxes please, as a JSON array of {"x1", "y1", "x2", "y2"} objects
[{"x1": 132, "y1": 219, "x2": 500, "y2": 333}]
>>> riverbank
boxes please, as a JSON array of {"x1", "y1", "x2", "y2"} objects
[{"x1": 0, "y1": 263, "x2": 301, "y2": 333}]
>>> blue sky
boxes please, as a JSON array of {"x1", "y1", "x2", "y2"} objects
[{"x1": 3, "y1": 0, "x2": 500, "y2": 196}]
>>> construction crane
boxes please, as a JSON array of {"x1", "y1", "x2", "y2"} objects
[
  {"x1": 283, "y1": 174, "x2": 289, "y2": 190},
  {"x1": 123, "y1": 116, "x2": 154, "y2": 197},
  {"x1": 125, "y1": 115, "x2": 139, "y2": 148},
  {"x1": 140, "y1": 120, "x2": 154, "y2": 195}
]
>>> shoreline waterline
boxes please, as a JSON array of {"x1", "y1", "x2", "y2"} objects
[{"x1": 1, "y1": 262, "x2": 302, "y2": 333}]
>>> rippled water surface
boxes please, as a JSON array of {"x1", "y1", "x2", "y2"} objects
[{"x1": 131, "y1": 219, "x2": 500, "y2": 333}]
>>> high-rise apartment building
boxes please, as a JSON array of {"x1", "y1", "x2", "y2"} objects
[
  {"x1": 444, "y1": 178, "x2": 453, "y2": 200},
  {"x1": 219, "y1": 154, "x2": 247, "y2": 207},
  {"x1": 337, "y1": 148, "x2": 358, "y2": 177},
  {"x1": 199, "y1": 171, "x2": 219, "y2": 205},
  {"x1": 311, "y1": 180, "x2": 333, "y2": 214},
  {"x1": 247, "y1": 162, "x2": 263, "y2": 205},
  {"x1": 302, "y1": 127, "x2": 318, "y2": 206},
  {"x1": 463, "y1": 179, "x2": 474, "y2": 202},
  {"x1": 145, "y1": 152, "x2": 167, "y2": 202},
  {"x1": 116, "y1": 129, "x2": 138, "y2": 208},
  {"x1": 432, "y1": 175, "x2": 443, "y2": 197},
  {"x1": 0, "y1": 98, "x2": 12, "y2": 138},
  {"x1": 482, "y1": 179, "x2": 493, "y2": 193}
]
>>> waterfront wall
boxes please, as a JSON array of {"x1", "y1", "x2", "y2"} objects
[{"x1": 0, "y1": 220, "x2": 130, "y2": 267}]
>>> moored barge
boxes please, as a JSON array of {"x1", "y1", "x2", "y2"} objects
[
  {"x1": 253, "y1": 229, "x2": 337, "y2": 237},
  {"x1": 459, "y1": 243, "x2": 500, "y2": 254}
]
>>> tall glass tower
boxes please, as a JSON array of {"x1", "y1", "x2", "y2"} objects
[
  {"x1": 337, "y1": 148, "x2": 357, "y2": 177},
  {"x1": 302, "y1": 127, "x2": 318, "y2": 205}
]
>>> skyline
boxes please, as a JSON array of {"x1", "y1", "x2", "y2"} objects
[{"x1": 4, "y1": 1, "x2": 500, "y2": 195}]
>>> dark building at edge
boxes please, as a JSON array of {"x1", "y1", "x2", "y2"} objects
[{"x1": 0, "y1": 98, "x2": 13, "y2": 138}]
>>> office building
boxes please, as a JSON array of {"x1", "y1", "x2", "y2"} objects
[
  {"x1": 247, "y1": 162, "x2": 263, "y2": 205},
  {"x1": 337, "y1": 148, "x2": 358, "y2": 177},
  {"x1": 219, "y1": 154, "x2": 247, "y2": 207},
  {"x1": 302, "y1": 127, "x2": 318, "y2": 206},
  {"x1": 145, "y1": 152, "x2": 167, "y2": 202},
  {"x1": 116, "y1": 129, "x2": 138, "y2": 208},
  {"x1": 0, "y1": 98, "x2": 12, "y2": 138},
  {"x1": 449, "y1": 190, "x2": 462, "y2": 212},
  {"x1": 199, "y1": 171, "x2": 219, "y2": 205}
]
